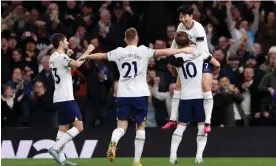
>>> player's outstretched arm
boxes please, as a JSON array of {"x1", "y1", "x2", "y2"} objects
[
  {"x1": 69, "y1": 44, "x2": 95, "y2": 68},
  {"x1": 154, "y1": 47, "x2": 195, "y2": 57},
  {"x1": 85, "y1": 53, "x2": 108, "y2": 60}
]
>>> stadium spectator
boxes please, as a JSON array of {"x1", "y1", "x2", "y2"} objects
[
  {"x1": 221, "y1": 55, "x2": 242, "y2": 86},
  {"x1": 29, "y1": 80, "x2": 57, "y2": 127},
  {"x1": 218, "y1": 77, "x2": 247, "y2": 127},
  {"x1": 1, "y1": 84, "x2": 24, "y2": 127},
  {"x1": 166, "y1": 25, "x2": 176, "y2": 47},
  {"x1": 152, "y1": 77, "x2": 175, "y2": 119}
]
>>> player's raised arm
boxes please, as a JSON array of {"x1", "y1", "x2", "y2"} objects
[
  {"x1": 69, "y1": 44, "x2": 95, "y2": 68},
  {"x1": 85, "y1": 53, "x2": 108, "y2": 60},
  {"x1": 154, "y1": 47, "x2": 195, "y2": 57},
  {"x1": 154, "y1": 31, "x2": 196, "y2": 58}
]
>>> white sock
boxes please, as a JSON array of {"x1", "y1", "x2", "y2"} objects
[
  {"x1": 54, "y1": 127, "x2": 80, "y2": 151},
  {"x1": 111, "y1": 128, "x2": 125, "y2": 145},
  {"x1": 170, "y1": 124, "x2": 186, "y2": 161},
  {"x1": 134, "y1": 130, "x2": 146, "y2": 163},
  {"x1": 56, "y1": 131, "x2": 66, "y2": 162},
  {"x1": 196, "y1": 125, "x2": 207, "y2": 159},
  {"x1": 203, "y1": 91, "x2": 213, "y2": 124},
  {"x1": 170, "y1": 90, "x2": 180, "y2": 121}
]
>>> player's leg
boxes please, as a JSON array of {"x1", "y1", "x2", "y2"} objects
[
  {"x1": 202, "y1": 62, "x2": 214, "y2": 133},
  {"x1": 49, "y1": 101, "x2": 83, "y2": 164},
  {"x1": 195, "y1": 99, "x2": 207, "y2": 164},
  {"x1": 169, "y1": 100, "x2": 190, "y2": 164},
  {"x1": 162, "y1": 77, "x2": 181, "y2": 129},
  {"x1": 107, "y1": 97, "x2": 129, "y2": 162},
  {"x1": 107, "y1": 120, "x2": 127, "y2": 162},
  {"x1": 133, "y1": 96, "x2": 148, "y2": 166},
  {"x1": 133, "y1": 121, "x2": 146, "y2": 166}
]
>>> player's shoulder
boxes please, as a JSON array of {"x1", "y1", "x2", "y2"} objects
[
  {"x1": 176, "y1": 23, "x2": 185, "y2": 31},
  {"x1": 193, "y1": 20, "x2": 205, "y2": 31}
]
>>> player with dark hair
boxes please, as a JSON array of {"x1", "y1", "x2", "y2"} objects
[
  {"x1": 163, "y1": 5, "x2": 220, "y2": 135},
  {"x1": 48, "y1": 33, "x2": 95, "y2": 166}
]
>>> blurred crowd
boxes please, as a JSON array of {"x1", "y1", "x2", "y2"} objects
[{"x1": 1, "y1": 1, "x2": 276, "y2": 128}]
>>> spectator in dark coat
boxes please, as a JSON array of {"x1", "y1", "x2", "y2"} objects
[{"x1": 1, "y1": 84, "x2": 24, "y2": 127}]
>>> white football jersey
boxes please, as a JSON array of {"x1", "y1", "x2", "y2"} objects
[
  {"x1": 171, "y1": 20, "x2": 210, "y2": 57},
  {"x1": 175, "y1": 52, "x2": 209, "y2": 100},
  {"x1": 107, "y1": 45, "x2": 155, "y2": 97},
  {"x1": 49, "y1": 52, "x2": 74, "y2": 103}
]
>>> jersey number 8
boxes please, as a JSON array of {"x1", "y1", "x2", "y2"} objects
[
  {"x1": 122, "y1": 61, "x2": 138, "y2": 78},
  {"x1": 51, "y1": 68, "x2": 61, "y2": 84},
  {"x1": 181, "y1": 62, "x2": 197, "y2": 79}
]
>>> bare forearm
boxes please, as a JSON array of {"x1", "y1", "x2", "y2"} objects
[
  {"x1": 155, "y1": 48, "x2": 194, "y2": 57},
  {"x1": 86, "y1": 53, "x2": 107, "y2": 60}
]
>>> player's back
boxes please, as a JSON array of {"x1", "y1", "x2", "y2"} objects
[
  {"x1": 107, "y1": 45, "x2": 154, "y2": 97},
  {"x1": 175, "y1": 52, "x2": 204, "y2": 100},
  {"x1": 49, "y1": 52, "x2": 74, "y2": 103}
]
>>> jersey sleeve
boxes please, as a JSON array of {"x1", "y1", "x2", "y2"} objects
[
  {"x1": 141, "y1": 45, "x2": 156, "y2": 59},
  {"x1": 107, "y1": 48, "x2": 119, "y2": 62},
  {"x1": 61, "y1": 54, "x2": 73, "y2": 67},
  {"x1": 196, "y1": 23, "x2": 210, "y2": 55}
]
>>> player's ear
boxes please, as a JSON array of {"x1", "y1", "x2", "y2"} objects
[
  {"x1": 136, "y1": 37, "x2": 139, "y2": 43},
  {"x1": 124, "y1": 37, "x2": 127, "y2": 44}
]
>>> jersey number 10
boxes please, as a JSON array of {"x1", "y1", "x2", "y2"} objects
[
  {"x1": 51, "y1": 68, "x2": 61, "y2": 84},
  {"x1": 181, "y1": 62, "x2": 197, "y2": 79},
  {"x1": 122, "y1": 61, "x2": 138, "y2": 78}
]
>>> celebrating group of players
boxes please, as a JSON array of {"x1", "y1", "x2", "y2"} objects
[{"x1": 47, "y1": 4, "x2": 220, "y2": 166}]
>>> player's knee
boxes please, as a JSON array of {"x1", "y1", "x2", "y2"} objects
[
  {"x1": 178, "y1": 122, "x2": 188, "y2": 126},
  {"x1": 136, "y1": 129, "x2": 145, "y2": 139},
  {"x1": 198, "y1": 122, "x2": 205, "y2": 126},
  {"x1": 77, "y1": 125, "x2": 84, "y2": 133},
  {"x1": 74, "y1": 121, "x2": 84, "y2": 132},
  {"x1": 136, "y1": 122, "x2": 146, "y2": 130},
  {"x1": 173, "y1": 90, "x2": 181, "y2": 99}
]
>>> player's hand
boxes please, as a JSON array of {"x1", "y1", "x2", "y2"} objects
[
  {"x1": 153, "y1": 77, "x2": 160, "y2": 85},
  {"x1": 87, "y1": 44, "x2": 95, "y2": 53},
  {"x1": 254, "y1": 112, "x2": 261, "y2": 119},
  {"x1": 67, "y1": 49, "x2": 74, "y2": 56},
  {"x1": 263, "y1": 111, "x2": 270, "y2": 118}
]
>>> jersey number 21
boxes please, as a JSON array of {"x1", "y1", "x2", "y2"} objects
[{"x1": 122, "y1": 61, "x2": 138, "y2": 78}]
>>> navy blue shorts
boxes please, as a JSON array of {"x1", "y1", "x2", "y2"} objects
[
  {"x1": 116, "y1": 96, "x2": 148, "y2": 123},
  {"x1": 202, "y1": 62, "x2": 213, "y2": 73},
  {"x1": 55, "y1": 100, "x2": 82, "y2": 125},
  {"x1": 178, "y1": 99, "x2": 205, "y2": 123}
]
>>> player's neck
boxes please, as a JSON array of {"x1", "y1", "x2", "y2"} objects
[
  {"x1": 185, "y1": 21, "x2": 194, "y2": 30},
  {"x1": 127, "y1": 43, "x2": 137, "y2": 47},
  {"x1": 56, "y1": 47, "x2": 65, "y2": 54}
]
